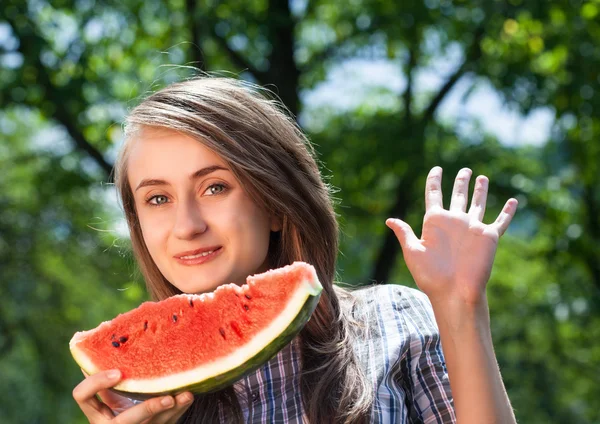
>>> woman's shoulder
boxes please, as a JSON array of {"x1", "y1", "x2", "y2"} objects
[
  {"x1": 350, "y1": 282, "x2": 426, "y2": 299},
  {"x1": 337, "y1": 283, "x2": 439, "y2": 337},
  {"x1": 345, "y1": 283, "x2": 432, "y2": 313}
]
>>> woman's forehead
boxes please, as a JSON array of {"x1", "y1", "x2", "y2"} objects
[{"x1": 126, "y1": 128, "x2": 230, "y2": 181}]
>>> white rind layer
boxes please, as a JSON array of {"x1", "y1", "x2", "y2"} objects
[
  {"x1": 71, "y1": 267, "x2": 320, "y2": 393},
  {"x1": 71, "y1": 324, "x2": 111, "y2": 375}
]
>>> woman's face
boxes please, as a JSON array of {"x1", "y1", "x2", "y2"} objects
[{"x1": 127, "y1": 127, "x2": 280, "y2": 294}]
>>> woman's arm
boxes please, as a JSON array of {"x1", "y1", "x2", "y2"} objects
[
  {"x1": 429, "y1": 296, "x2": 513, "y2": 423},
  {"x1": 387, "y1": 166, "x2": 517, "y2": 424}
]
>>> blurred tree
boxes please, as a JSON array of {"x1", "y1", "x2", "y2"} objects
[{"x1": 0, "y1": 0, "x2": 598, "y2": 422}]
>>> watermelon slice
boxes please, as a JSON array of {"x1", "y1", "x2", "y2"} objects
[{"x1": 69, "y1": 262, "x2": 322, "y2": 399}]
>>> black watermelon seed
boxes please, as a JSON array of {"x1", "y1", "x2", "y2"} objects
[
  {"x1": 189, "y1": 299, "x2": 194, "y2": 307},
  {"x1": 119, "y1": 336, "x2": 128, "y2": 343},
  {"x1": 143, "y1": 321, "x2": 148, "y2": 331},
  {"x1": 172, "y1": 314, "x2": 178, "y2": 322},
  {"x1": 219, "y1": 328, "x2": 226, "y2": 338},
  {"x1": 112, "y1": 341, "x2": 120, "y2": 348},
  {"x1": 245, "y1": 294, "x2": 252, "y2": 300},
  {"x1": 243, "y1": 305, "x2": 249, "y2": 311}
]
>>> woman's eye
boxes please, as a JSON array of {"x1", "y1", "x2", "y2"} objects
[
  {"x1": 204, "y1": 183, "x2": 227, "y2": 196},
  {"x1": 148, "y1": 195, "x2": 169, "y2": 205}
]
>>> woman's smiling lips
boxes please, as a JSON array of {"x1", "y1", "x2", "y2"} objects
[{"x1": 174, "y1": 246, "x2": 223, "y2": 265}]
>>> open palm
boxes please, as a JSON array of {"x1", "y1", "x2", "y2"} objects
[{"x1": 387, "y1": 167, "x2": 518, "y2": 305}]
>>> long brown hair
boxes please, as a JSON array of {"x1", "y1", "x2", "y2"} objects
[{"x1": 114, "y1": 77, "x2": 373, "y2": 423}]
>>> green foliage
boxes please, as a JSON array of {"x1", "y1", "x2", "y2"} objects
[{"x1": 1, "y1": 0, "x2": 598, "y2": 422}]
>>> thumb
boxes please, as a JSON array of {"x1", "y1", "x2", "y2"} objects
[{"x1": 386, "y1": 218, "x2": 419, "y2": 250}]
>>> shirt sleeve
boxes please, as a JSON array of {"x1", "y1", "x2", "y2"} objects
[{"x1": 395, "y1": 286, "x2": 456, "y2": 424}]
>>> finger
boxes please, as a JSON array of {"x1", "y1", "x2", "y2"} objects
[
  {"x1": 80, "y1": 369, "x2": 121, "y2": 419},
  {"x1": 73, "y1": 369, "x2": 122, "y2": 420},
  {"x1": 468, "y1": 175, "x2": 489, "y2": 222},
  {"x1": 449, "y1": 168, "x2": 472, "y2": 212},
  {"x1": 492, "y1": 198, "x2": 519, "y2": 236},
  {"x1": 82, "y1": 369, "x2": 136, "y2": 415},
  {"x1": 146, "y1": 392, "x2": 194, "y2": 424},
  {"x1": 386, "y1": 218, "x2": 420, "y2": 249},
  {"x1": 425, "y1": 166, "x2": 444, "y2": 212},
  {"x1": 113, "y1": 396, "x2": 176, "y2": 424}
]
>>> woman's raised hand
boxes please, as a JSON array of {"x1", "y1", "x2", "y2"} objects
[
  {"x1": 73, "y1": 369, "x2": 193, "y2": 424},
  {"x1": 386, "y1": 167, "x2": 518, "y2": 306}
]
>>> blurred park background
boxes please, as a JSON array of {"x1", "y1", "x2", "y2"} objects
[{"x1": 1, "y1": 0, "x2": 599, "y2": 422}]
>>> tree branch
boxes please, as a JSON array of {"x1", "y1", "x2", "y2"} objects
[
  {"x1": 299, "y1": 23, "x2": 379, "y2": 72},
  {"x1": 370, "y1": 26, "x2": 485, "y2": 284},
  {"x1": 185, "y1": 0, "x2": 206, "y2": 70},
  {"x1": 582, "y1": 183, "x2": 600, "y2": 292},
  {"x1": 4, "y1": 13, "x2": 114, "y2": 180},
  {"x1": 210, "y1": 27, "x2": 268, "y2": 83},
  {"x1": 404, "y1": 46, "x2": 416, "y2": 123},
  {"x1": 51, "y1": 93, "x2": 115, "y2": 179},
  {"x1": 263, "y1": 0, "x2": 300, "y2": 116},
  {"x1": 370, "y1": 45, "x2": 422, "y2": 284},
  {"x1": 420, "y1": 26, "x2": 484, "y2": 125}
]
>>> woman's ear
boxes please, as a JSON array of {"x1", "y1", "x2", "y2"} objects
[{"x1": 270, "y1": 215, "x2": 283, "y2": 232}]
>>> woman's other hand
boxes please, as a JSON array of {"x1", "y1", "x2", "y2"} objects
[
  {"x1": 387, "y1": 166, "x2": 519, "y2": 423},
  {"x1": 72, "y1": 369, "x2": 193, "y2": 423},
  {"x1": 386, "y1": 166, "x2": 518, "y2": 306}
]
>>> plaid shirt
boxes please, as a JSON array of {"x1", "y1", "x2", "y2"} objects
[{"x1": 226, "y1": 284, "x2": 456, "y2": 423}]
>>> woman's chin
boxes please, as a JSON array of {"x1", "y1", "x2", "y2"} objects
[
  {"x1": 180, "y1": 283, "x2": 225, "y2": 295},
  {"x1": 173, "y1": 277, "x2": 236, "y2": 295},
  {"x1": 170, "y1": 267, "x2": 254, "y2": 294}
]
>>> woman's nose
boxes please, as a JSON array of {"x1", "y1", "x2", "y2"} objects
[{"x1": 172, "y1": 197, "x2": 207, "y2": 240}]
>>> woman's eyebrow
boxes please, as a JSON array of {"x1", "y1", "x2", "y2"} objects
[
  {"x1": 190, "y1": 165, "x2": 228, "y2": 180},
  {"x1": 134, "y1": 165, "x2": 229, "y2": 192}
]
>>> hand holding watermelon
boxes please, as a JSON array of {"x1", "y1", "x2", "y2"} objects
[{"x1": 72, "y1": 369, "x2": 193, "y2": 423}]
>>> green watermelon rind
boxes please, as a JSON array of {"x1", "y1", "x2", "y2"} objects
[{"x1": 110, "y1": 287, "x2": 321, "y2": 401}]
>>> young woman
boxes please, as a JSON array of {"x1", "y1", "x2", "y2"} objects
[{"x1": 72, "y1": 77, "x2": 518, "y2": 424}]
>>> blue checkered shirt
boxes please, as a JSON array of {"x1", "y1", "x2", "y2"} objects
[{"x1": 226, "y1": 284, "x2": 456, "y2": 423}]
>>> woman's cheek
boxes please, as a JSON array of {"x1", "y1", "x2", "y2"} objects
[{"x1": 140, "y1": 216, "x2": 167, "y2": 250}]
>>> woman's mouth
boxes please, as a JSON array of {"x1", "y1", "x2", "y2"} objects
[{"x1": 175, "y1": 247, "x2": 223, "y2": 265}]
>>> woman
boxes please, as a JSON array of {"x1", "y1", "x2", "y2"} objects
[{"x1": 72, "y1": 77, "x2": 518, "y2": 423}]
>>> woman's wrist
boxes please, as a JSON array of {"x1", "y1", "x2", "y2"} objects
[
  {"x1": 429, "y1": 288, "x2": 488, "y2": 310},
  {"x1": 429, "y1": 294, "x2": 491, "y2": 351},
  {"x1": 428, "y1": 290, "x2": 516, "y2": 424}
]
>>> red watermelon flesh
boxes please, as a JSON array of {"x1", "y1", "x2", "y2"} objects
[{"x1": 69, "y1": 262, "x2": 322, "y2": 398}]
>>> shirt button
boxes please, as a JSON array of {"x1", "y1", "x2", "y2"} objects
[{"x1": 252, "y1": 392, "x2": 259, "y2": 402}]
